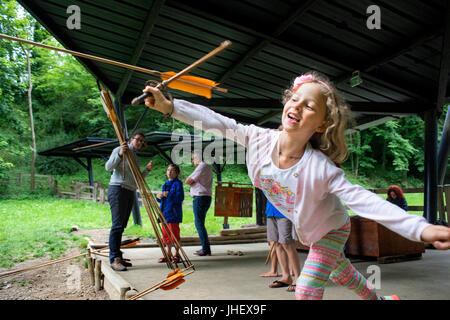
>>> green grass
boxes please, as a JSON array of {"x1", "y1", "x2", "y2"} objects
[
  {"x1": 0, "y1": 194, "x2": 255, "y2": 268},
  {"x1": 125, "y1": 199, "x2": 255, "y2": 239},
  {"x1": 0, "y1": 196, "x2": 110, "y2": 268}
]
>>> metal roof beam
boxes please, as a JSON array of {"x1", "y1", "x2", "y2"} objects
[
  {"x1": 122, "y1": 96, "x2": 283, "y2": 109},
  {"x1": 257, "y1": 111, "x2": 282, "y2": 126},
  {"x1": 218, "y1": 0, "x2": 318, "y2": 83},
  {"x1": 436, "y1": 2, "x2": 450, "y2": 114},
  {"x1": 346, "y1": 115, "x2": 404, "y2": 133},
  {"x1": 349, "y1": 102, "x2": 432, "y2": 114},
  {"x1": 116, "y1": 0, "x2": 165, "y2": 99},
  {"x1": 163, "y1": 98, "x2": 431, "y2": 114},
  {"x1": 333, "y1": 26, "x2": 443, "y2": 85},
  {"x1": 166, "y1": 1, "x2": 432, "y2": 103}
]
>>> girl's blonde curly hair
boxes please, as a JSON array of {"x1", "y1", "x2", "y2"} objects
[{"x1": 282, "y1": 71, "x2": 351, "y2": 164}]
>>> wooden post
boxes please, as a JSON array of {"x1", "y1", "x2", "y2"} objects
[
  {"x1": 75, "y1": 183, "x2": 81, "y2": 200},
  {"x1": 53, "y1": 179, "x2": 58, "y2": 195},
  {"x1": 438, "y1": 185, "x2": 445, "y2": 222},
  {"x1": 94, "y1": 259, "x2": 102, "y2": 291},
  {"x1": 443, "y1": 184, "x2": 450, "y2": 223},
  {"x1": 93, "y1": 182, "x2": 98, "y2": 203},
  {"x1": 223, "y1": 216, "x2": 229, "y2": 229},
  {"x1": 87, "y1": 249, "x2": 95, "y2": 286},
  {"x1": 100, "y1": 187, "x2": 105, "y2": 204},
  {"x1": 47, "y1": 175, "x2": 53, "y2": 188}
]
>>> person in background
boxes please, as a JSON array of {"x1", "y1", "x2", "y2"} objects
[
  {"x1": 185, "y1": 151, "x2": 213, "y2": 256},
  {"x1": 156, "y1": 164, "x2": 184, "y2": 264},
  {"x1": 265, "y1": 200, "x2": 301, "y2": 292},
  {"x1": 105, "y1": 132, "x2": 152, "y2": 271},
  {"x1": 387, "y1": 185, "x2": 408, "y2": 211}
]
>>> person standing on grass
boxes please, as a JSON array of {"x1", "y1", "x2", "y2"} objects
[
  {"x1": 105, "y1": 132, "x2": 152, "y2": 272},
  {"x1": 185, "y1": 151, "x2": 213, "y2": 256},
  {"x1": 143, "y1": 71, "x2": 450, "y2": 300},
  {"x1": 155, "y1": 164, "x2": 184, "y2": 264}
]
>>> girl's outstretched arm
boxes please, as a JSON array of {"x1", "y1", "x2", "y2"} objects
[
  {"x1": 142, "y1": 86, "x2": 268, "y2": 149},
  {"x1": 420, "y1": 225, "x2": 450, "y2": 250}
]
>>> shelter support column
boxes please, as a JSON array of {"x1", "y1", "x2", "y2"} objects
[
  {"x1": 131, "y1": 191, "x2": 142, "y2": 226},
  {"x1": 87, "y1": 157, "x2": 93, "y2": 186},
  {"x1": 437, "y1": 106, "x2": 450, "y2": 186},
  {"x1": 212, "y1": 163, "x2": 228, "y2": 229},
  {"x1": 437, "y1": 2, "x2": 450, "y2": 187},
  {"x1": 423, "y1": 109, "x2": 438, "y2": 224}
]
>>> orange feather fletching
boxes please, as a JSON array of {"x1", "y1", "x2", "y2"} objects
[
  {"x1": 160, "y1": 72, "x2": 219, "y2": 99},
  {"x1": 167, "y1": 268, "x2": 180, "y2": 278},
  {"x1": 160, "y1": 278, "x2": 185, "y2": 290}
]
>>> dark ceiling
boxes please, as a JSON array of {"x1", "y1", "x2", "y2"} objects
[{"x1": 17, "y1": 0, "x2": 450, "y2": 130}]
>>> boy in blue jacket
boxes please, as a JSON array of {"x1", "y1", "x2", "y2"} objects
[{"x1": 156, "y1": 164, "x2": 184, "y2": 263}]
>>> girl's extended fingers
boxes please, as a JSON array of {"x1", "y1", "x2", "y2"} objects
[{"x1": 432, "y1": 240, "x2": 450, "y2": 250}]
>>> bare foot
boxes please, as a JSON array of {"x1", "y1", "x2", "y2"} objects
[{"x1": 259, "y1": 272, "x2": 281, "y2": 277}]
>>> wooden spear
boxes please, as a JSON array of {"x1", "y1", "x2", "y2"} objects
[
  {"x1": 0, "y1": 33, "x2": 229, "y2": 98},
  {"x1": 131, "y1": 40, "x2": 232, "y2": 105}
]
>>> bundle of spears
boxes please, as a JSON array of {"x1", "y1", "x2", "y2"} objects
[
  {"x1": 100, "y1": 86, "x2": 192, "y2": 270},
  {"x1": 0, "y1": 32, "x2": 232, "y2": 297}
]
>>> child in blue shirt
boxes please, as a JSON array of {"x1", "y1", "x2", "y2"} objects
[{"x1": 156, "y1": 164, "x2": 184, "y2": 263}]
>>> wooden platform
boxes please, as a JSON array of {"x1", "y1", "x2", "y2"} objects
[
  {"x1": 295, "y1": 216, "x2": 426, "y2": 263},
  {"x1": 345, "y1": 216, "x2": 425, "y2": 263}
]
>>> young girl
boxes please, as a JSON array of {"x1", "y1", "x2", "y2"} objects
[
  {"x1": 143, "y1": 71, "x2": 450, "y2": 300},
  {"x1": 156, "y1": 164, "x2": 184, "y2": 264},
  {"x1": 387, "y1": 185, "x2": 408, "y2": 211}
]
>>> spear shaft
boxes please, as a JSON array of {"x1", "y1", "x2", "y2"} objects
[
  {"x1": 0, "y1": 33, "x2": 228, "y2": 95},
  {"x1": 131, "y1": 40, "x2": 232, "y2": 105}
]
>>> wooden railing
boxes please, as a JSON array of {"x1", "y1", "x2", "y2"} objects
[
  {"x1": 54, "y1": 180, "x2": 107, "y2": 204},
  {"x1": 0, "y1": 173, "x2": 54, "y2": 188}
]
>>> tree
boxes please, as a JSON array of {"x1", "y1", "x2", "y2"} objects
[
  {"x1": 347, "y1": 130, "x2": 376, "y2": 177},
  {"x1": 0, "y1": 1, "x2": 29, "y2": 181},
  {"x1": 10, "y1": 9, "x2": 38, "y2": 191},
  {"x1": 368, "y1": 120, "x2": 418, "y2": 181}
]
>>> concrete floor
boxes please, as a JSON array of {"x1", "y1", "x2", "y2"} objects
[{"x1": 98, "y1": 243, "x2": 450, "y2": 300}]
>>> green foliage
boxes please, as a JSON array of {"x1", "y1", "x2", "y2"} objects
[
  {"x1": 34, "y1": 131, "x2": 81, "y2": 175},
  {"x1": 347, "y1": 131, "x2": 376, "y2": 176},
  {"x1": 0, "y1": 1, "x2": 30, "y2": 177},
  {"x1": 345, "y1": 116, "x2": 423, "y2": 182}
]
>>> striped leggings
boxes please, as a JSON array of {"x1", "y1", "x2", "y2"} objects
[{"x1": 295, "y1": 218, "x2": 378, "y2": 300}]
